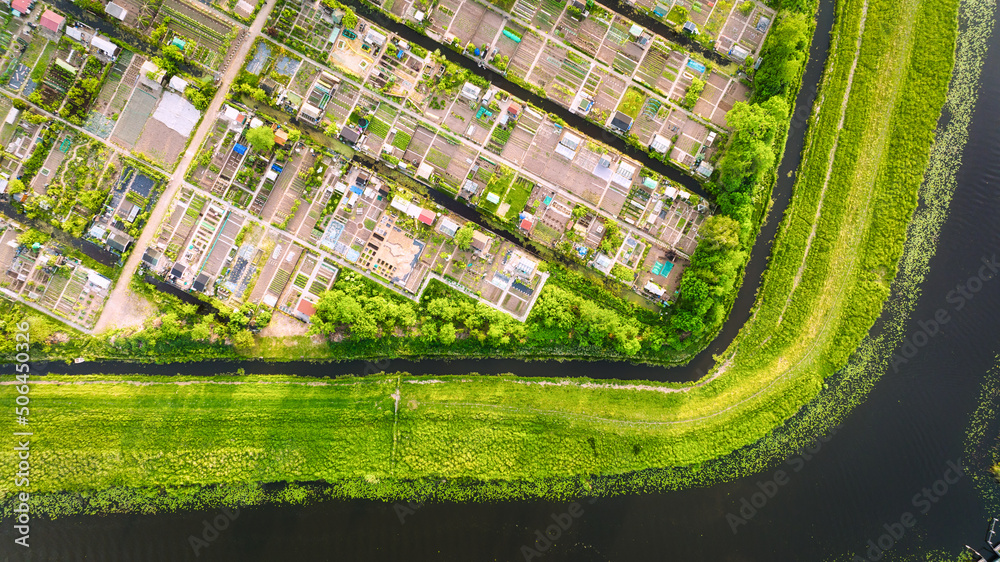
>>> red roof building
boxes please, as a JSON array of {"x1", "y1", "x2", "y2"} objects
[
  {"x1": 520, "y1": 218, "x2": 533, "y2": 230},
  {"x1": 296, "y1": 299, "x2": 317, "y2": 318},
  {"x1": 39, "y1": 10, "x2": 64, "y2": 33},
  {"x1": 273, "y1": 128, "x2": 289, "y2": 146},
  {"x1": 508, "y1": 103, "x2": 521, "y2": 116},
  {"x1": 11, "y1": 0, "x2": 31, "y2": 14},
  {"x1": 418, "y1": 208, "x2": 436, "y2": 226}
]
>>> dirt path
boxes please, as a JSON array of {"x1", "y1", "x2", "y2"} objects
[{"x1": 91, "y1": 0, "x2": 280, "y2": 334}]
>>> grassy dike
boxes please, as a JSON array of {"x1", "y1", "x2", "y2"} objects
[{"x1": 0, "y1": 0, "x2": 962, "y2": 513}]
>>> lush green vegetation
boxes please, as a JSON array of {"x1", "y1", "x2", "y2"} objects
[
  {"x1": 60, "y1": 57, "x2": 106, "y2": 126},
  {"x1": 616, "y1": 87, "x2": 645, "y2": 120},
  {"x1": 0, "y1": 0, "x2": 964, "y2": 514},
  {"x1": 668, "y1": 8, "x2": 810, "y2": 348},
  {"x1": 19, "y1": 123, "x2": 63, "y2": 183},
  {"x1": 681, "y1": 77, "x2": 705, "y2": 109}
]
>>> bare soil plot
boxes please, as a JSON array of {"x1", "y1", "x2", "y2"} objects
[
  {"x1": 526, "y1": 40, "x2": 564, "y2": 91},
  {"x1": 500, "y1": 108, "x2": 541, "y2": 164},
  {"x1": 566, "y1": 146, "x2": 613, "y2": 206},
  {"x1": 669, "y1": 117, "x2": 708, "y2": 167},
  {"x1": 670, "y1": 68, "x2": 696, "y2": 104},
  {"x1": 404, "y1": 125, "x2": 436, "y2": 162},
  {"x1": 443, "y1": 99, "x2": 477, "y2": 137},
  {"x1": 560, "y1": 15, "x2": 609, "y2": 57},
  {"x1": 444, "y1": 143, "x2": 477, "y2": 185},
  {"x1": 471, "y1": 6, "x2": 504, "y2": 47},
  {"x1": 261, "y1": 150, "x2": 308, "y2": 222},
  {"x1": 599, "y1": 186, "x2": 627, "y2": 216},
  {"x1": 505, "y1": 29, "x2": 543, "y2": 79},
  {"x1": 29, "y1": 140, "x2": 65, "y2": 194},
  {"x1": 584, "y1": 68, "x2": 627, "y2": 124},
  {"x1": 596, "y1": 18, "x2": 645, "y2": 75},
  {"x1": 110, "y1": 87, "x2": 158, "y2": 148},
  {"x1": 430, "y1": 0, "x2": 462, "y2": 36},
  {"x1": 710, "y1": 78, "x2": 749, "y2": 127},
  {"x1": 448, "y1": 1, "x2": 485, "y2": 45},
  {"x1": 635, "y1": 42, "x2": 677, "y2": 94},
  {"x1": 326, "y1": 80, "x2": 361, "y2": 125},
  {"x1": 632, "y1": 98, "x2": 668, "y2": 143},
  {"x1": 134, "y1": 119, "x2": 187, "y2": 169},
  {"x1": 328, "y1": 31, "x2": 376, "y2": 80}
]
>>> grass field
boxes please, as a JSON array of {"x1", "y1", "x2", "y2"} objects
[{"x1": 0, "y1": 0, "x2": 962, "y2": 510}]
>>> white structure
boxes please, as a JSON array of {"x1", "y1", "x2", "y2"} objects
[
  {"x1": 612, "y1": 161, "x2": 636, "y2": 188},
  {"x1": 168, "y1": 75, "x2": 188, "y2": 92},
  {"x1": 87, "y1": 272, "x2": 112, "y2": 291},
  {"x1": 460, "y1": 82, "x2": 482, "y2": 102},
  {"x1": 390, "y1": 195, "x2": 411, "y2": 213},
  {"x1": 416, "y1": 162, "x2": 433, "y2": 180},
  {"x1": 555, "y1": 131, "x2": 581, "y2": 160},
  {"x1": 90, "y1": 34, "x2": 119, "y2": 59},
  {"x1": 729, "y1": 44, "x2": 750, "y2": 62},
  {"x1": 234, "y1": 0, "x2": 254, "y2": 18},
  {"x1": 644, "y1": 281, "x2": 665, "y2": 297},
  {"x1": 151, "y1": 92, "x2": 200, "y2": 136},
  {"x1": 649, "y1": 134, "x2": 671, "y2": 154},
  {"x1": 365, "y1": 29, "x2": 387, "y2": 47},
  {"x1": 105, "y1": 1, "x2": 127, "y2": 21},
  {"x1": 139, "y1": 59, "x2": 165, "y2": 90},
  {"x1": 222, "y1": 104, "x2": 241, "y2": 121},
  {"x1": 5, "y1": 107, "x2": 20, "y2": 125},
  {"x1": 439, "y1": 218, "x2": 458, "y2": 237}
]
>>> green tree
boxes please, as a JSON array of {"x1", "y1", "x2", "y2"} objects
[
  {"x1": 753, "y1": 13, "x2": 809, "y2": 102},
  {"x1": 342, "y1": 8, "x2": 357, "y2": 29},
  {"x1": 455, "y1": 223, "x2": 474, "y2": 250},
  {"x1": 17, "y1": 229, "x2": 49, "y2": 247},
  {"x1": 718, "y1": 97, "x2": 789, "y2": 193},
  {"x1": 232, "y1": 329, "x2": 255, "y2": 349},
  {"x1": 439, "y1": 322, "x2": 456, "y2": 345},
  {"x1": 668, "y1": 215, "x2": 744, "y2": 341},
  {"x1": 245, "y1": 125, "x2": 276, "y2": 153},
  {"x1": 682, "y1": 78, "x2": 705, "y2": 109},
  {"x1": 7, "y1": 178, "x2": 24, "y2": 195}
]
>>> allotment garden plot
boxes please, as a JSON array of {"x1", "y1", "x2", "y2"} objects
[
  {"x1": 110, "y1": 80, "x2": 201, "y2": 169},
  {"x1": 152, "y1": 0, "x2": 244, "y2": 74}
]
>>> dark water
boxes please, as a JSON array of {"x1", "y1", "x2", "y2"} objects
[{"x1": 5, "y1": 2, "x2": 1000, "y2": 561}]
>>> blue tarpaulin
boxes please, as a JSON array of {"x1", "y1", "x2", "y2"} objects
[
  {"x1": 349, "y1": 185, "x2": 363, "y2": 195},
  {"x1": 686, "y1": 59, "x2": 707, "y2": 73},
  {"x1": 233, "y1": 143, "x2": 247, "y2": 155},
  {"x1": 271, "y1": 163, "x2": 283, "y2": 172}
]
